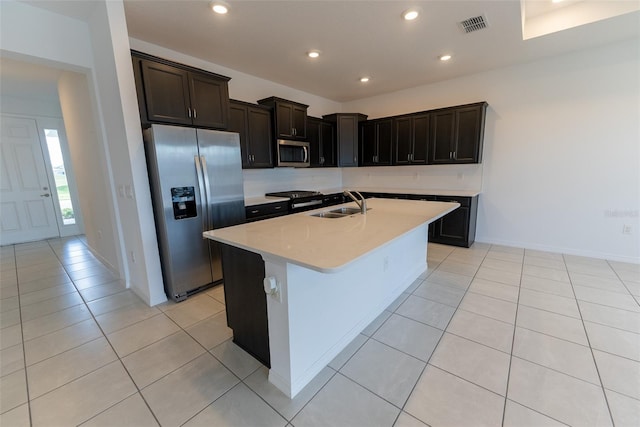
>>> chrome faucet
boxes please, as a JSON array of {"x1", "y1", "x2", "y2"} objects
[{"x1": 344, "y1": 190, "x2": 367, "y2": 214}]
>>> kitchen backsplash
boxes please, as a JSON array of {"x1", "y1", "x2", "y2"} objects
[
  {"x1": 243, "y1": 168, "x2": 343, "y2": 197},
  {"x1": 342, "y1": 164, "x2": 483, "y2": 192},
  {"x1": 243, "y1": 164, "x2": 482, "y2": 197}
]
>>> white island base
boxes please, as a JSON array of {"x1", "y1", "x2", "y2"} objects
[
  {"x1": 263, "y1": 224, "x2": 428, "y2": 398},
  {"x1": 205, "y1": 198, "x2": 459, "y2": 398}
]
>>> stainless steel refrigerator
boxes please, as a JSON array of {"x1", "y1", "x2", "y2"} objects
[{"x1": 143, "y1": 124, "x2": 246, "y2": 302}]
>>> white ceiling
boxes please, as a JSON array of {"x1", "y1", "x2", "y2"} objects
[
  {"x1": 122, "y1": 0, "x2": 640, "y2": 102},
  {"x1": 7, "y1": 0, "x2": 640, "y2": 104}
]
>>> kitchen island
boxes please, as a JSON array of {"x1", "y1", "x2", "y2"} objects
[{"x1": 204, "y1": 198, "x2": 459, "y2": 398}]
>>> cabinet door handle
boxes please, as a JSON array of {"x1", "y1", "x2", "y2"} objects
[
  {"x1": 354, "y1": 156, "x2": 357, "y2": 163},
  {"x1": 452, "y1": 151, "x2": 456, "y2": 160},
  {"x1": 449, "y1": 151, "x2": 453, "y2": 160},
  {"x1": 274, "y1": 206, "x2": 282, "y2": 210},
  {"x1": 188, "y1": 108, "x2": 192, "y2": 118},
  {"x1": 251, "y1": 210, "x2": 259, "y2": 214},
  {"x1": 248, "y1": 154, "x2": 252, "y2": 163},
  {"x1": 292, "y1": 128, "x2": 296, "y2": 136},
  {"x1": 193, "y1": 108, "x2": 197, "y2": 119},
  {"x1": 407, "y1": 153, "x2": 411, "y2": 161}
]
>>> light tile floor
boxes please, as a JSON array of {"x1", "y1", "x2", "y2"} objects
[{"x1": 1, "y1": 236, "x2": 639, "y2": 426}]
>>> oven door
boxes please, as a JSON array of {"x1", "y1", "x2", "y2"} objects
[{"x1": 277, "y1": 140, "x2": 310, "y2": 167}]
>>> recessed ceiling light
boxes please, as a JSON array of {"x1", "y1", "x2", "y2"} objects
[
  {"x1": 439, "y1": 54, "x2": 452, "y2": 61},
  {"x1": 210, "y1": 2, "x2": 229, "y2": 14},
  {"x1": 307, "y1": 51, "x2": 320, "y2": 58},
  {"x1": 360, "y1": 77, "x2": 370, "y2": 83},
  {"x1": 402, "y1": 9, "x2": 420, "y2": 21}
]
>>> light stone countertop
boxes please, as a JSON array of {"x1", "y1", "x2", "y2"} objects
[{"x1": 205, "y1": 198, "x2": 459, "y2": 273}]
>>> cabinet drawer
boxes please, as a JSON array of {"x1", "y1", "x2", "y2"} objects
[{"x1": 245, "y1": 201, "x2": 289, "y2": 221}]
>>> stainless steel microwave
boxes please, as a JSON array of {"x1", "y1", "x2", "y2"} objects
[{"x1": 276, "y1": 139, "x2": 310, "y2": 167}]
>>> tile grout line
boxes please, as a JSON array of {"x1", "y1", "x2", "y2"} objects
[
  {"x1": 46, "y1": 237, "x2": 164, "y2": 427},
  {"x1": 174, "y1": 289, "x2": 339, "y2": 424},
  {"x1": 500, "y1": 246, "x2": 525, "y2": 427},
  {"x1": 606, "y1": 259, "x2": 640, "y2": 307},
  {"x1": 562, "y1": 252, "x2": 616, "y2": 426},
  {"x1": 4, "y1": 244, "x2": 34, "y2": 424},
  {"x1": 398, "y1": 245, "x2": 493, "y2": 423},
  {"x1": 289, "y1": 248, "x2": 458, "y2": 426}
]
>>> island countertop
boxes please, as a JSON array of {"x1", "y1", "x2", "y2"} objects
[{"x1": 205, "y1": 198, "x2": 459, "y2": 273}]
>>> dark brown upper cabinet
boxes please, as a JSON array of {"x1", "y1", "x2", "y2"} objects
[
  {"x1": 307, "y1": 117, "x2": 336, "y2": 167},
  {"x1": 430, "y1": 102, "x2": 487, "y2": 164},
  {"x1": 228, "y1": 100, "x2": 273, "y2": 169},
  {"x1": 393, "y1": 113, "x2": 429, "y2": 165},
  {"x1": 132, "y1": 51, "x2": 230, "y2": 130},
  {"x1": 323, "y1": 113, "x2": 368, "y2": 167},
  {"x1": 360, "y1": 118, "x2": 393, "y2": 166},
  {"x1": 257, "y1": 97, "x2": 308, "y2": 140}
]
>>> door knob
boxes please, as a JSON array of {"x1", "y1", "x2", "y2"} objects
[{"x1": 40, "y1": 193, "x2": 50, "y2": 197}]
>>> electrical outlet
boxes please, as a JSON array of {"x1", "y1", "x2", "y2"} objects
[{"x1": 622, "y1": 225, "x2": 632, "y2": 235}]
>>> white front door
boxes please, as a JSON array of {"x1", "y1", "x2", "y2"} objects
[{"x1": 1, "y1": 117, "x2": 60, "y2": 244}]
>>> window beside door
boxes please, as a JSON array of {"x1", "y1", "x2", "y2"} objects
[{"x1": 44, "y1": 128, "x2": 76, "y2": 225}]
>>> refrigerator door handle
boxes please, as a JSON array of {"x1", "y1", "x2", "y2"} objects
[
  {"x1": 194, "y1": 155, "x2": 208, "y2": 238},
  {"x1": 200, "y1": 155, "x2": 213, "y2": 231}
]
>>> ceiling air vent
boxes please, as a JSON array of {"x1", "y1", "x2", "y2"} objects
[{"x1": 459, "y1": 15, "x2": 488, "y2": 34}]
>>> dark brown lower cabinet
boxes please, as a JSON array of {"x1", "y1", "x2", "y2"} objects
[
  {"x1": 431, "y1": 196, "x2": 478, "y2": 247},
  {"x1": 220, "y1": 244, "x2": 270, "y2": 367},
  {"x1": 363, "y1": 192, "x2": 479, "y2": 248}
]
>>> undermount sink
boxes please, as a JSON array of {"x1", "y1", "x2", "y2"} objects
[
  {"x1": 330, "y1": 207, "x2": 371, "y2": 215},
  {"x1": 310, "y1": 211, "x2": 348, "y2": 219},
  {"x1": 309, "y1": 207, "x2": 372, "y2": 218}
]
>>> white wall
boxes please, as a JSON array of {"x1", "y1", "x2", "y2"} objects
[
  {"x1": 1, "y1": 0, "x2": 166, "y2": 305},
  {"x1": 85, "y1": 1, "x2": 164, "y2": 305},
  {"x1": 58, "y1": 71, "x2": 121, "y2": 272},
  {"x1": 0, "y1": 1, "x2": 92, "y2": 69},
  {"x1": 0, "y1": 94, "x2": 62, "y2": 118},
  {"x1": 343, "y1": 39, "x2": 640, "y2": 262}
]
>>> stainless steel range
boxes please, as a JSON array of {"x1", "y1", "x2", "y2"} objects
[{"x1": 265, "y1": 190, "x2": 325, "y2": 213}]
